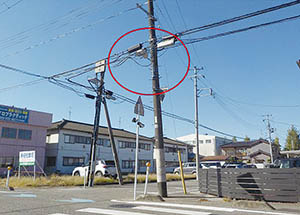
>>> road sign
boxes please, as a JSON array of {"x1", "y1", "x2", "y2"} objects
[
  {"x1": 134, "y1": 96, "x2": 144, "y2": 116},
  {"x1": 95, "y1": 59, "x2": 106, "y2": 74},
  {"x1": 19, "y1": 151, "x2": 35, "y2": 166}
]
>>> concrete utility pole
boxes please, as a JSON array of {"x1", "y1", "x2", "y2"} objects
[
  {"x1": 263, "y1": 114, "x2": 274, "y2": 163},
  {"x1": 191, "y1": 67, "x2": 210, "y2": 191},
  {"x1": 87, "y1": 70, "x2": 105, "y2": 187},
  {"x1": 147, "y1": 0, "x2": 167, "y2": 197},
  {"x1": 193, "y1": 66, "x2": 200, "y2": 191}
]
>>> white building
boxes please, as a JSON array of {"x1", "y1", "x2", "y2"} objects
[
  {"x1": 159, "y1": 137, "x2": 191, "y2": 173},
  {"x1": 45, "y1": 120, "x2": 153, "y2": 174},
  {"x1": 176, "y1": 134, "x2": 231, "y2": 156},
  {"x1": 45, "y1": 119, "x2": 190, "y2": 175}
]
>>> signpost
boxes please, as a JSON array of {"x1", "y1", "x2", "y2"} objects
[
  {"x1": 19, "y1": 151, "x2": 36, "y2": 179},
  {"x1": 133, "y1": 96, "x2": 144, "y2": 200}
]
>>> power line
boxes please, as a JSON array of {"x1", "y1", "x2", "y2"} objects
[
  {"x1": 0, "y1": 0, "x2": 23, "y2": 15},
  {"x1": 181, "y1": 14, "x2": 300, "y2": 45},
  {"x1": 178, "y1": 0, "x2": 300, "y2": 36},
  {"x1": 2, "y1": 4, "x2": 138, "y2": 58},
  {"x1": 0, "y1": 0, "x2": 121, "y2": 51}
]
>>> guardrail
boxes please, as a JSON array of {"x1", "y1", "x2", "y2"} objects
[{"x1": 200, "y1": 168, "x2": 300, "y2": 202}]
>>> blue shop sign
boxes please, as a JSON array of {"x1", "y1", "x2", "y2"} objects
[{"x1": 0, "y1": 105, "x2": 29, "y2": 123}]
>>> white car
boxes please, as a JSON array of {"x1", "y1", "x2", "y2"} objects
[{"x1": 72, "y1": 160, "x2": 116, "y2": 178}]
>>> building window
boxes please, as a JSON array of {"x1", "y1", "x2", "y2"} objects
[
  {"x1": 122, "y1": 160, "x2": 135, "y2": 169},
  {"x1": 0, "y1": 156, "x2": 14, "y2": 168},
  {"x1": 46, "y1": 157, "x2": 56, "y2": 167},
  {"x1": 119, "y1": 141, "x2": 135, "y2": 148},
  {"x1": 1, "y1": 127, "x2": 17, "y2": 139},
  {"x1": 18, "y1": 129, "x2": 32, "y2": 140},
  {"x1": 64, "y1": 134, "x2": 91, "y2": 144},
  {"x1": 205, "y1": 139, "x2": 212, "y2": 143},
  {"x1": 98, "y1": 139, "x2": 111, "y2": 147},
  {"x1": 199, "y1": 140, "x2": 204, "y2": 144},
  {"x1": 63, "y1": 157, "x2": 84, "y2": 166},
  {"x1": 165, "y1": 146, "x2": 177, "y2": 153},
  {"x1": 139, "y1": 143, "x2": 151, "y2": 151}
]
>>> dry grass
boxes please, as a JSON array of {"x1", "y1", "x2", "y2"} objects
[{"x1": 0, "y1": 173, "x2": 196, "y2": 188}]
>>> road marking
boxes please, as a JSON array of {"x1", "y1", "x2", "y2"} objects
[
  {"x1": 8, "y1": 193, "x2": 37, "y2": 198},
  {"x1": 57, "y1": 198, "x2": 94, "y2": 203},
  {"x1": 48, "y1": 214, "x2": 70, "y2": 215},
  {"x1": 111, "y1": 200, "x2": 234, "y2": 212},
  {"x1": 77, "y1": 208, "x2": 152, "y2": 215},
  {"x1": 133, "y1": 206, "x2": 211, "y2": 215},
  {"x1": 111, "y1": 200, "x2": 298, "y2": 215}
]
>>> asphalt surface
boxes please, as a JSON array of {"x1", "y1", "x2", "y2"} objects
[{"x1": 0, "y1": 179, "x2": 299, "y2": 215}]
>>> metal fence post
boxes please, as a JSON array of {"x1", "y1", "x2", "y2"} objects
[{"x1": 6, "y1": 166, "x2": 12, "y2": 188}]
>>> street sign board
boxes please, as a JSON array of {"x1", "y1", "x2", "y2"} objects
[
  {"x1": 95, "y1": 59, "x2": 106, "y2": 74},
  {"x1": 134, "y1": 96, "x2": 144, "y2": 116},
  {"x1": 0, "y1": 105, "x2": 29, "y2": 124},
  {"x1": 19, "y1": 151, "x2": 35, "y2": 166}
]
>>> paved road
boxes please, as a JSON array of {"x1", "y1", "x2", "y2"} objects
[{"x1": 0, "y1": 180, "x2": 299, "y2": 215}]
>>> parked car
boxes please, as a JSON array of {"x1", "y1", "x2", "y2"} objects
[
  {"x1": 72, "y1": 160, "x2": 116, "y2": 178},
  {"x1": 173, "y1": 162, "x2": 200, "y2": 174},
  {"x1": 201, "y1": 162, "x2": 221, "y2": 169},
  {"x1": 222, "y1": 162, "x2": 256, "y2": 168},
  {"x1": 272, "y1": 158, "x2": 300, "y2": 168}
]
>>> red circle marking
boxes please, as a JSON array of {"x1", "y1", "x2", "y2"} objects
[{"x1": 107, "y1": 27, "x2": 190, "y2": 96}]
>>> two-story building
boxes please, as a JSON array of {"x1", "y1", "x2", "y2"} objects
[
  {"x1": 0, "y1": 104, "x2": 52, "y2": 176},
  {"x1": 45, "y1": 119, "x2": 154, "y2": 174},
  {"x1": 46, "y1": 119, "x2": 191, "y2": 175},
  {"x1": 158, "y1": 137, "x2": 190, "y2": 173},
  {"x1": 221, "y1": 139, "x2": 278, "y2": 163}
]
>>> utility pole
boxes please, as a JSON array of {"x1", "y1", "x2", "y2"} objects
[
  {"x1": 263, "y1": 115, "x2": 274, "y2": 163},
  {"x1": 147, "y1": 0, "x2": 167, "y2": 197},
  {"x1": 102, "y1": 97, "x2": 123, "y2": 185},
  {"x1": 192, "y1": 66, "x2": 201, "y2": 191},
  {"x1": 191, "y1": 67, "x2": 211, "y2": 191},
  {"x1": 86, "y1": 61, "x2": 123, "y2": 186},
  {"x1": 87, "y1": 70, "x2": 105, "y2": 187}
]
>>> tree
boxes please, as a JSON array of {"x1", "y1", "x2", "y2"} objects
[
  {"x1": 244, "y1": 136, "x2": 250, "y2": 142},
  {"x1": 274, "y1": 137, "x2": 280, "y2": 148},
  {"x1": 232, "y1": 137, "x2": 237, "y2": 142},
  {"x1": 284, "y1": 126, "x2": 300, "y2": 150}
]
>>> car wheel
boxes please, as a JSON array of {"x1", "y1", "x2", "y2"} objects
[
  {"x1": 95, "y1": 171, "x2": 103, "y2": 177},
  {"x1": 74, "y1": 171, "x2": 80, "y2": 176}
]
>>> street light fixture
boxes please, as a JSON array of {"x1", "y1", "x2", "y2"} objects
[{"x1": 297, "y1": 59, "x2": 300, "y2": 69}]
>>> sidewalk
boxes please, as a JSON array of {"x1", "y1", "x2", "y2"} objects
[{"x1": 134, "y1": 192, "x2": 300, "y2": 214}]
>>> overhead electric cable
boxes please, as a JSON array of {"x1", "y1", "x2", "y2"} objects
[
  {"x1": 178, "y1": 0, "x2": 300, "y2": 36},
  {"x1": 2, "y1": 5, "x2": 138, "y2": 58},
  {"x1": 182, "y1": 14, "x2": 300, "y2": 45},
  {"x1": 0, "y1": 0, "x2": 23, "y2": 15}
]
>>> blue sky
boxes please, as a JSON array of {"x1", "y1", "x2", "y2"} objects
[{"x1": 0, "y1": 0, "x2": 300, "y2": 148}]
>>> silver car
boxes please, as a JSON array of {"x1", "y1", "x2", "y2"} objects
[{"x1": 173, "y1": 162, "x2": 199, "y2": 175}]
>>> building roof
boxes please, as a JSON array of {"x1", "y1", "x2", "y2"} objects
[
  {"x1": 48, "y1": 119, "x2": 152, "y2": 142},
  {"x1": 200, "y1": 155, "x2": 230, "y2": 161},
  {"x1": 221, "y1": 139, "x2": 269, "y2": 149},
  {"x1": 249, "y1": 150, "x2": 270, "y2": 158},
  {"x1": 162, "y1": 137, "x2": 191, "y2": 147}
]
